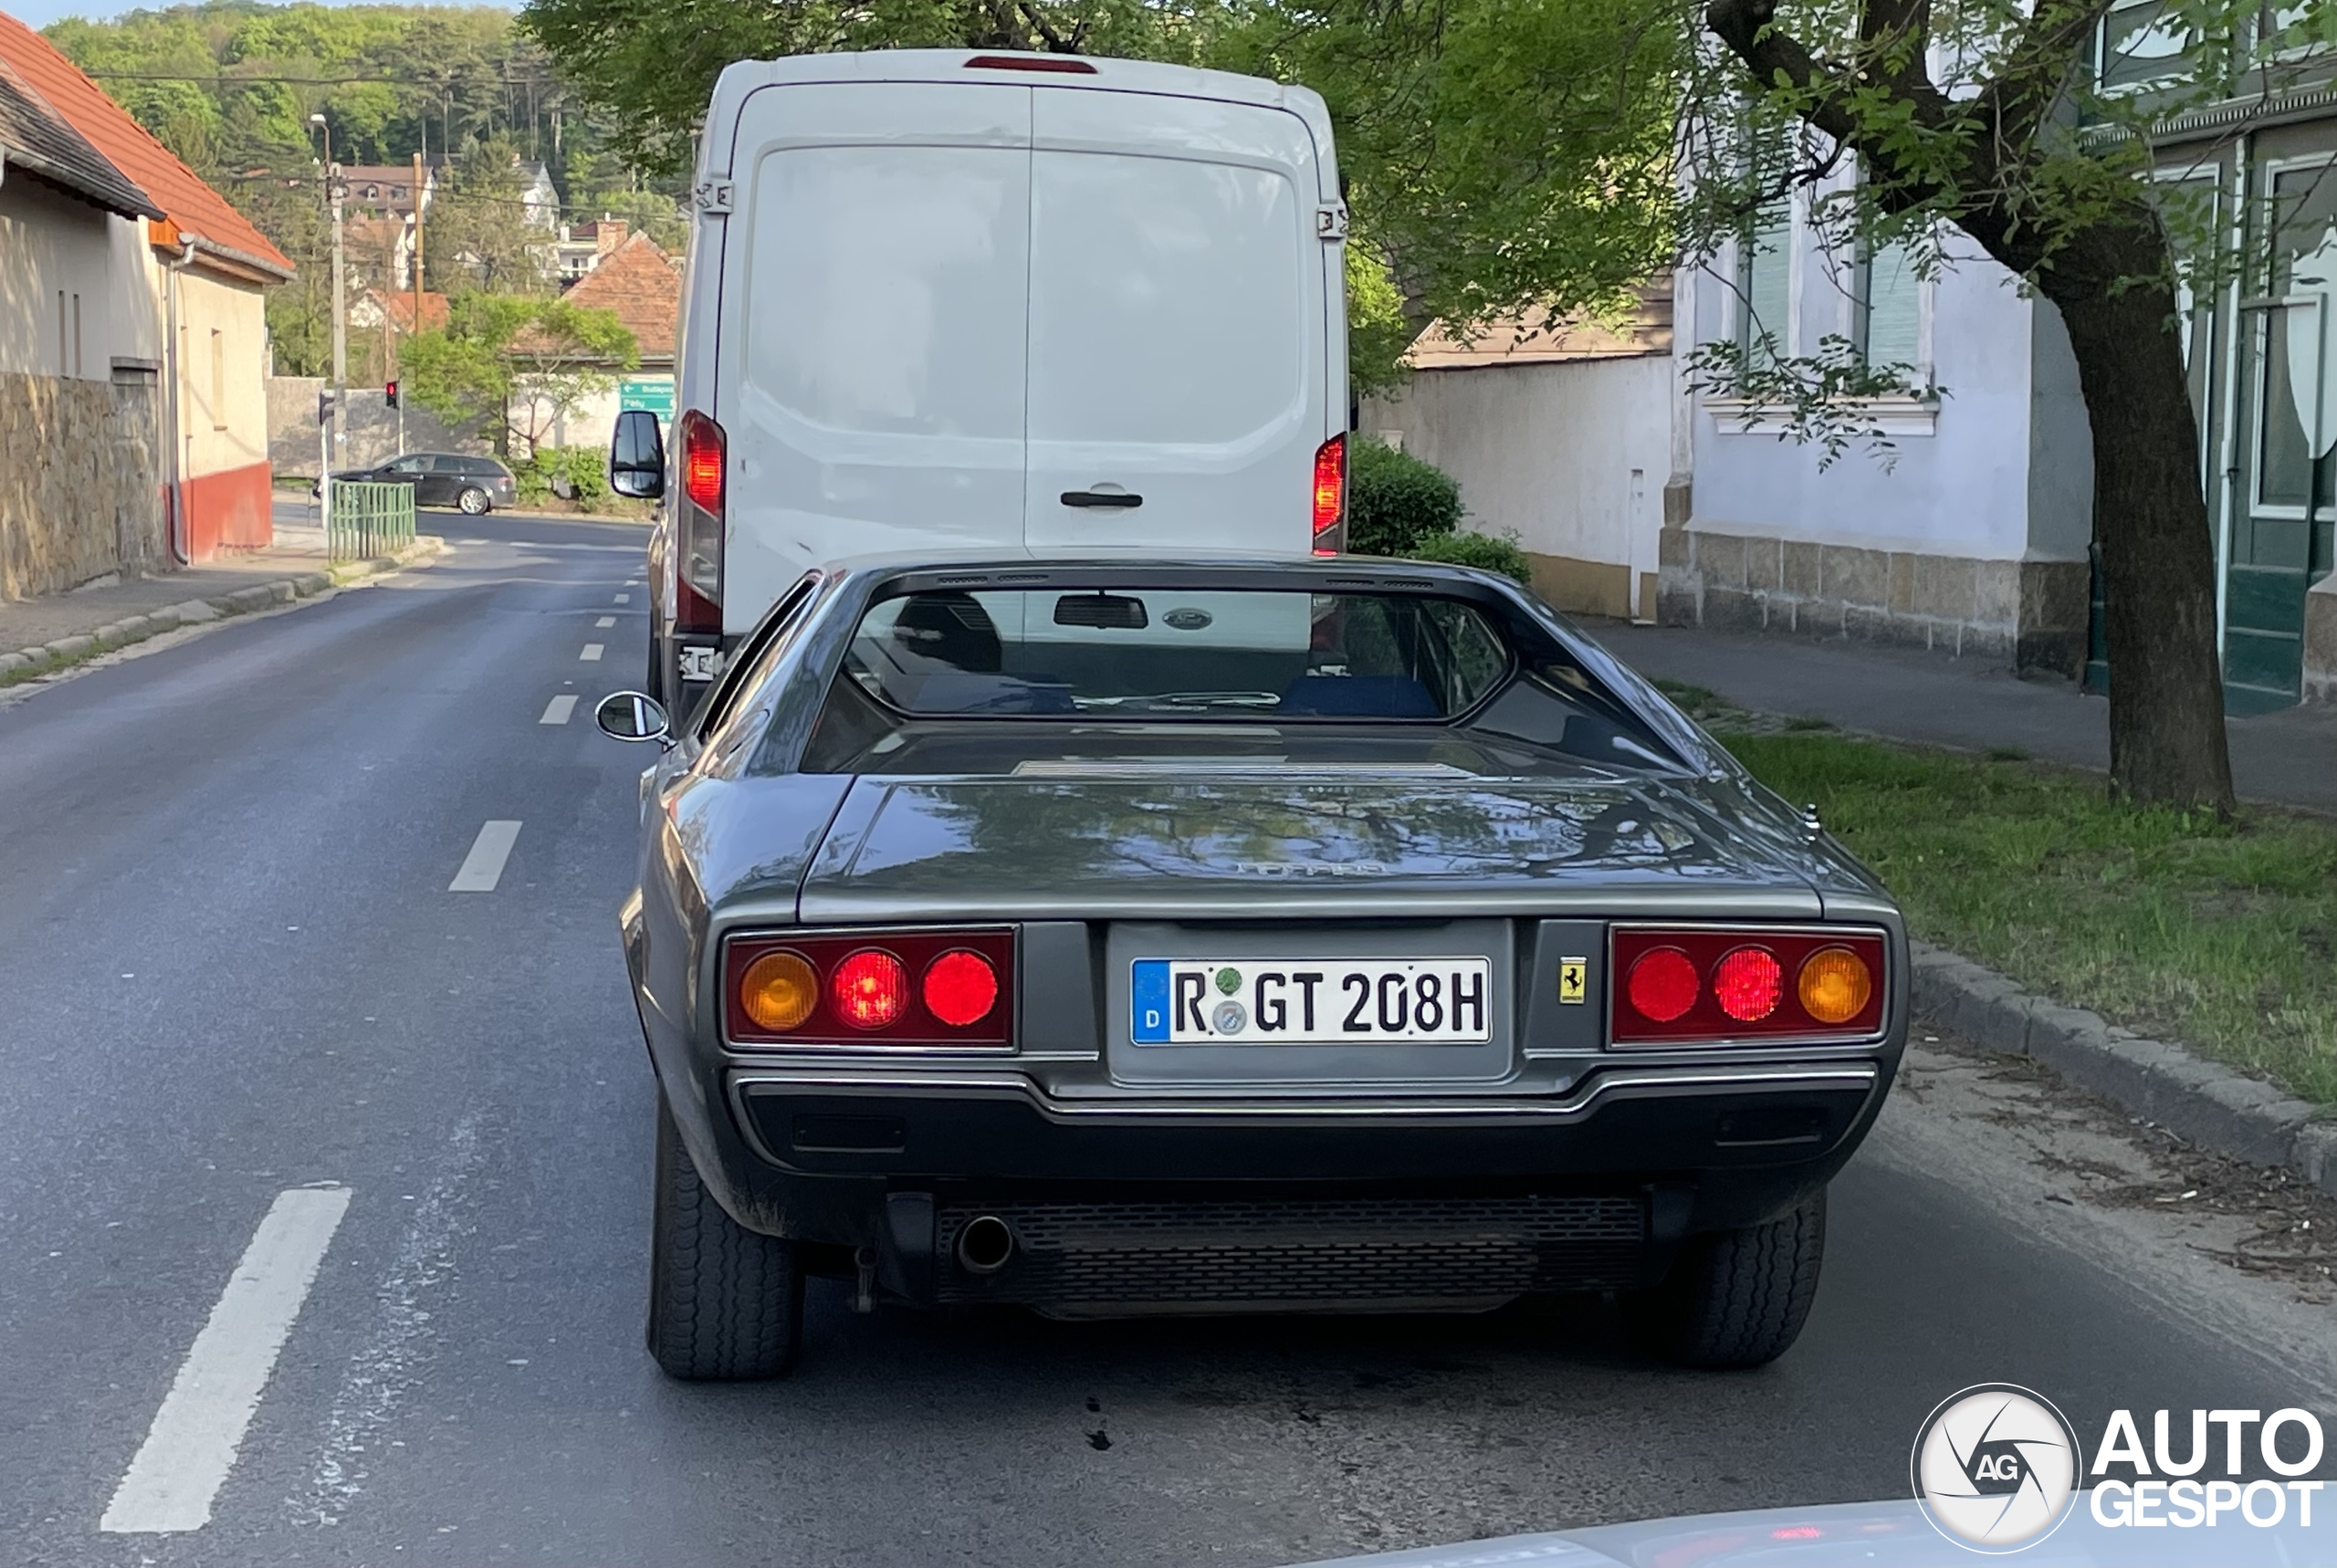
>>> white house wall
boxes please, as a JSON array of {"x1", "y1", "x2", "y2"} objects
[
  {"x1": 1361, "y1": 353, "x2": 1671, "y2": 621},
  {"x1": 0, "y1": 178, "x2": 152, "y2": 379}
]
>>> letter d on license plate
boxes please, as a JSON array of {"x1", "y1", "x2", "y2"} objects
[{"x1": 1130, "y1": 958, "x2": 1493, "y2": 1045}]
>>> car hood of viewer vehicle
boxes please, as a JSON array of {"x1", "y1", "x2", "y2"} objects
[
  {"x1": 786, "y1": 771, "x2": 1839, "y2": 924},
  {"x1": 1293, "y1": 1493, "x2": 2332, "y2": 1568}
]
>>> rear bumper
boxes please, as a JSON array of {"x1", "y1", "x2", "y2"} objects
[{"x1": 683, "y1": 1061, "x2": 1885, "y2": 1311}]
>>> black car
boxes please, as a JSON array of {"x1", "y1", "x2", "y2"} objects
[{"x1": 317, "y1": 453, "x2": 518, "y2": 515}]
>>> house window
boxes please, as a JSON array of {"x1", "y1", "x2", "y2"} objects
[
  {"x1": 1857, "y1": 236, "x2": 1924, "y2": 378},
  {"x1": 210, "y1": 329, "x2": 226, "y2": 431},
  {"x1": 1735, "y1": 200, "x2": 1794, "y2": 372},
  {"x1": 2098, "y1": 0, "x2": 2190, "y2": 89}
]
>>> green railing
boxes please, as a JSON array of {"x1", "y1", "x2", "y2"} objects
[{"x1": 328, "y1": 480, "x2": 416, "y2": 563}]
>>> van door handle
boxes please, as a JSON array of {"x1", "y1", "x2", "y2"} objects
[{"x1": 1060, "y1": 488, "x2": 1144, "y2": 509}]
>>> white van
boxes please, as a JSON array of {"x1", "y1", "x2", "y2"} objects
[{"x1": 611, "y1": 49, "x2": 1350, "y2": 707}]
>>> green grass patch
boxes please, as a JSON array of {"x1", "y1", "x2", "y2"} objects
[{"x1": 1728, "y1": 731, "x2": 2337, "y2": 1107}]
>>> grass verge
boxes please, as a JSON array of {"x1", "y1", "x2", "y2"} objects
[{"x1": 1714, "y1": 726, "x2": 2337, "y2": 1107}]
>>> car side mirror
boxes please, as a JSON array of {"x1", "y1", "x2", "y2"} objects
[
  {"x1": 595, "y1": 690, "x2": 671, "y2": 744},
  {"x1": 610, "y1": 409, "x2": 665, "y2": 499}
]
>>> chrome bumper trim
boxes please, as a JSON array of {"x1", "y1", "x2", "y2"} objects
[{"x1": 726, "y1": 1061, "x2": 1881, "y2": 1130}]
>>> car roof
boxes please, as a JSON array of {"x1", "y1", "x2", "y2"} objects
[{"x1": 817, "y1": 552, "x2": 1507, "y2": 588}]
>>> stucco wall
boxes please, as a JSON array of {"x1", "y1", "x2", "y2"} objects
[
  {"x1": 0, "y1": 179, "x2": 154, "y2": 381},
  {"x1": 0, "y1": 371, "x2": 166, "y2": 599},
  {"x1": 173, "y1": 268, "x2": 269, "y2": 484},
  {"x1": 266, "y1": 378, "x2": 490, "y2": 475},
  {"x1": 1361, "y1": 354, "x2": 1672, "y2": 619}
]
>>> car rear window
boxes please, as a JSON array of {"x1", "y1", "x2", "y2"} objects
[{"x1": 837, "y1": 588, "x2": 1509, "y2": 720}]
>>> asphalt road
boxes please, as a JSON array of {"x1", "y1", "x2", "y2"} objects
[{"x1": 0, "y1": 516, "x2": 2329, "y2": 1566}]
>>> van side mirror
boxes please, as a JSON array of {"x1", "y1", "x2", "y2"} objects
[
  {"x1": 595, "y1": 690, "x2": 671, "y2": 744},
  {"x1": 610, "y1": 409, "x2": 665, "y2": 498}
]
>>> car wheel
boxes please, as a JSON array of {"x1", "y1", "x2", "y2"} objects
[
  {"x1": 646, "y1": 1093, "x2": 802, "y2": 1380},
  {"x1": 1625, "y1": 1188, "x2": 1825, "y2": 1370},
  {"x1": 456, "y1": 486, "x2": 491, "y2": 515}
]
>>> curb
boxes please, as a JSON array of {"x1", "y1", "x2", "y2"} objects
[
  {"x1": 0, "y1": 535, "x2": 444, "y2": 686},
  {"x1": 1911, "y1": 941, "x2": 2337, "y2": 1198}
]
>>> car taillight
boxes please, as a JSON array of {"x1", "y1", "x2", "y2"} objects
[
  {"x1": 1610, "y1": 927, "x2": 1885, "y2": 1045},
  {"x1": 676, "y1": 408, "x2": 724, "y2": 634},
  {"x1": 965, "y1": 53, "x2": 1097, "y2": 72},
  {"x1": 724, "y1": 928, "x2": 1015, "y2": 1046},
  {"x1": 1312, "y1": 434, "x2": 1346, "y2": 555}
]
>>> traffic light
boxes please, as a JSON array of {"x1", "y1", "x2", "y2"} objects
[
  {"x1": 385, "y1": 379, "x2": 399, "y2": 409},
  {"x1": 317, "y1": 389, "x2": 336, "y2": 425}
]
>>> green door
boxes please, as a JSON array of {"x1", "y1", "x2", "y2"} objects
[{"x1": 2228, "y1": 162, "x2": 2337, "y2": 714}]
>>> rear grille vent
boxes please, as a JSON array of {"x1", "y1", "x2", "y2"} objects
[{"x1": 935, "y1": 1195, "x2": 1645, "y2": 1308}]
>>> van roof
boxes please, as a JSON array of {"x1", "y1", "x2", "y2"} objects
[{"x1": 703, "y1": 49, "x2": 1333, "y2": 173}]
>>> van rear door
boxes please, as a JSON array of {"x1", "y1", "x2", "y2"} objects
[
  {"x1": 718, "y1": 82, "x2": 1032, "y2": 630},
  {"x1": 1022, "y1": 88, "x2": 1330, "y2": 559}
]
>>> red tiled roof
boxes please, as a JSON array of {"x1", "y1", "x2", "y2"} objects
[
  {"x1": 559, "y1": 231, "x2": 677, "y2": 359},
  {"x1": 0, "y1": 53, "x2": 159, "y2": 218},
  {"x1": 365, "y1": 287, "x2": 449, "y2": 333},
  {"x1": 0, "y1": 11, "x2": 292, "y2": 281}
]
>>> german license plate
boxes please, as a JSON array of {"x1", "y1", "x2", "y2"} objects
[{"x1": 1130, "y1": 958, "x2": 1493, "y2": 1045}]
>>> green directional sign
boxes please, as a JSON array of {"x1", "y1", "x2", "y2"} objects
[{"x1": 619, "y1": 376, "x2": 675, "y2": 417}]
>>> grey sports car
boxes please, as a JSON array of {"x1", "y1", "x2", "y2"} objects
[{"x1": 595, "y1": 556, "x2": 1906, "y2": 1381}]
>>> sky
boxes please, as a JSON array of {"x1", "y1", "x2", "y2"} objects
[{"x1": 14, "y1": 0, "x2": 506, "y2": 31}]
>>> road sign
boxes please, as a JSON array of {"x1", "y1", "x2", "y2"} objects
[{"x1": 619, "y1": 376, "x2": 675, "y2": 417}]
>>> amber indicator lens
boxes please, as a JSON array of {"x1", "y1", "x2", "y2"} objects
[
  {"x1": 922, "y1": 950, "x2": 999, "y2": 1028},
  {"x1": 1626, "y1": 947, "x2": 1700, "y2": 1023},
  {"x1": 1713, "y1": 946, "x2": 1784, "y2": 1022},
  {"x1": 738, "y1": 950, "x2": 818, "y2": 1031},
  {"x1": 1797, "y1": 946, "x2": 1873, "y2": 1024},
  {"x1": 831, "y1": 949, "x2": 908, "y2": 1029}
]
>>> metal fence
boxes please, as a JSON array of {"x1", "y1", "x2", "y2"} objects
[{"x1": 327, "y1": 481, "x2": 416, "y2": 563}]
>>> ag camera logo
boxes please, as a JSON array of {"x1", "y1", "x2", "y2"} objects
[{"x1": 1912, "y1": 1385, "x2": 2081, "y2": 1552}]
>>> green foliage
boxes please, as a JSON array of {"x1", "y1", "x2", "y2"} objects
[
  {"x1": 1346, "y1": 438, "x2": 1462, "y2": 556},
  {"x1": 1723, "y1": 731, "x2": 2337, "y2": 1105},
  {"x1": 1401, "y1": 528, "x2": 1535, "y2": 584},
  {"x1": 520, "y1": 0, "x2": 1216, "y2": 176},
  {"x1": 1345, "y1": 238, "x2": 1415, "y2": 396},
  {"x1": 514, "y1": 445, "x2": 611, "y2": 507},
  {"x1": 401, "y1": 293, "x2": 637, "y2": 454}
]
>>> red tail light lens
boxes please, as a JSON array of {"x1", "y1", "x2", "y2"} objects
[
  {"x1": 830, "y1": 949, "x2": 907, "y2": 1029},
  {"x1": 1312, "y1": 434, "x2": 1347, "y2": 555},
  {"x1": 724, "y1": 928, "x2": 1014, "y2": 1045},
  {"x1": 1626, "y1": 947, "x2": 1699, "y2": 1023},
  {"x1": 965, "y1": 53, "x2": 1097, "y2": 71},
  {"x1": 1611, "y1": 926, "x2": 1886, "y2": 1044},
  {"x1": 1713, "y1": 946, "x2": 1784, "y2": 1021},
  {"x1": 922, "y1": 949, "x2": 999, "y2": 1028},
  {"x1": 675, "y1": 408, "x2": 725, "y2": 633}
]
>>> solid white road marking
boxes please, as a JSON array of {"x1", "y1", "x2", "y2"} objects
[
  {"x1": 448, "y1": 821, "x2": 521, "y2": 893},
  {"x1": 613, "y1": 593, "x2": 628, "y2": 604},
  {"x1": 580, "y1": 643, "x2": 603, "y2": 662},
  {"x1": 100, "y1": 1186, "x2": 352, "y2": 1534},
  {"x1": 595, "y1": 616, "x2": 615, "y2": 628},
  {"x1": 539, "y1": 695, "x2": 577, "y2": 725}
]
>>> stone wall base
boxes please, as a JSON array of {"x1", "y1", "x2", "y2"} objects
[
  {"x1": 1, "y1": 371, "x2": 166, "y2": 601},
  {"x1": 1657, "y1": 527, "x2": 2089, "y2": 676},
  {"x1": 2306, "y1": 573, "x2": 2337, "y2": 704}
]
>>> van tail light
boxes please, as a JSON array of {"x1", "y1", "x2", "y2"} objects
[
  {"x1": 1312, "y1": 434, "x2": 1347, "y2": 555},
  {"x1": 725, "y1": 928, "x2": 1014, "y2": 1046},
  {"x1": 965, "y1": 53, "x2": 1098, "y2": 72},
  {"x1": 676, "y1": 408, "x2": 725, "y2": 634},
  {"x1": 1610, "y1": 927, "x2": 1884, "y2": 1045}
]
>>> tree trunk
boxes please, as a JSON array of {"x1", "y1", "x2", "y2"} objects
[{"x1": 2048, "y1": 275, "x2": 2237, "y2": 811}]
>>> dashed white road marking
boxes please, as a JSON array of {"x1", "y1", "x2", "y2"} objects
[
  {"x1": 539, "y1": 695, "x2": 577, "y2": 725},
  {"x1": 448, "y1": 821, "x2": 521, "y2": 893},
  {"x1": 100, "y1": 1186, "x2": 352, "y2": 1534},
  {"x1": 580, "y1": 643, "x2": 604, "y2": 662},
  {"x1": 595, "y1": 615, "x2": 616, "y2": 628},
  {"x1": 624, "y1": 578, "x2": 641, "y2": 585},
  {"x1": 613, "y1": 593, "x2": 629, "y2": 605}
]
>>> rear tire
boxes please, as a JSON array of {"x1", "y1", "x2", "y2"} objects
[
  {"x1": 457, "y1": 486, "x2": 490, "y2": 515},
  {"x1": 1626, "y1": 1188, "x2": 1825, "y2": 1369},
  {"x1": 646, "y1": 1094, "x2": 803, "y2": 1380}
]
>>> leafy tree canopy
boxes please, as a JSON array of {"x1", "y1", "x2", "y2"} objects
[{"x1": 401, "y1": 293, "x2": 638, "y2": 455}]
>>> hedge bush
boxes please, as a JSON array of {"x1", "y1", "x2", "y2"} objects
[
  {"x1": 1403, "y1": 528, "x2": 1535, "y2": 585},
  {"x1": 513, "y1": 446, "x2": 609, "y2": 510},
  {"x1": 1347, "y1": 437, "x2": 1462, "y2": 556}
]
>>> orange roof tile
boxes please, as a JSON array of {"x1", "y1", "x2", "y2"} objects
[
  {"x1": 559, "y1": 232, "x2": 677, "y2": 359},
  {"x1": 0, "y1": 11, "x2": 292, "y2": 281},
  {"x1": 365, "y1": 287, "x2": 449, "y2": 333}
]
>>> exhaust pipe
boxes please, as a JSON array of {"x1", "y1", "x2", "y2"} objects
[{"x1": 955, "y1": 1214, "x2": 1015, "y2": 1275}]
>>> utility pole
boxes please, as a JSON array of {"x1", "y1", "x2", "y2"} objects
[
  {"x1": 309, "y1": 114, "x2": 349, "y2": 487},
  {"x1": 404, "y1": 152, "x2": 424, "y2": 456}
]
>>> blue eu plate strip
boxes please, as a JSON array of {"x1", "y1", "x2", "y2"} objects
[{"x1": 1129, "y1": 960, "x2": 1169, "y2": 1042}]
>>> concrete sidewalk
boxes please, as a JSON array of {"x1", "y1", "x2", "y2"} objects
[
  {"x1": 0, "y1": 521, "x2": 436, "y2": 684},
  {"x1": 1588, "y1": 619, "x2": 2337, "y2": 815}
]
